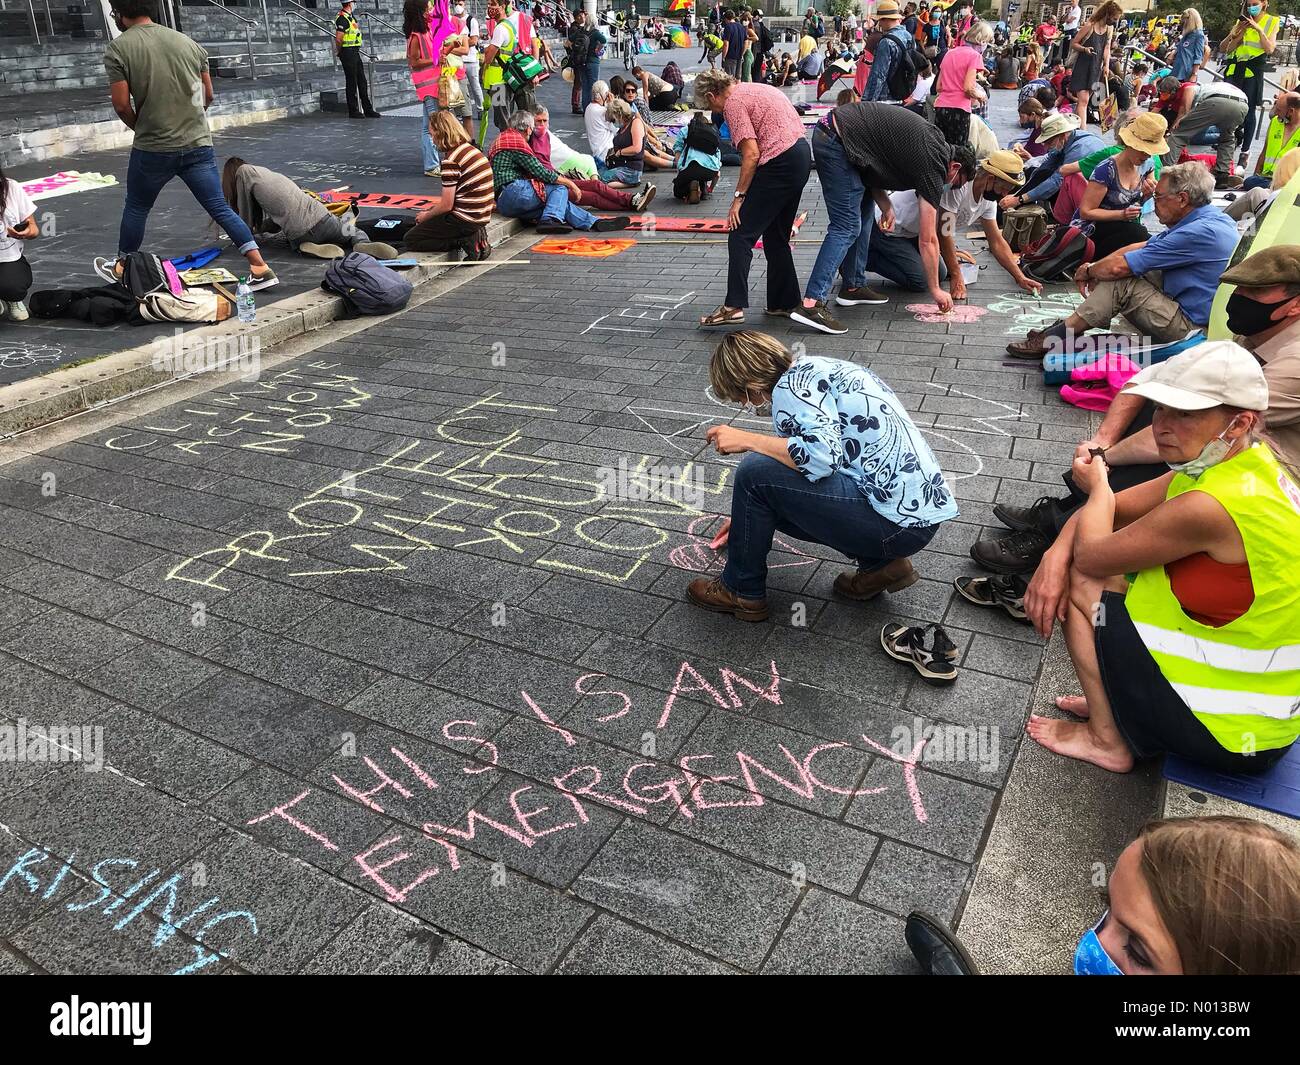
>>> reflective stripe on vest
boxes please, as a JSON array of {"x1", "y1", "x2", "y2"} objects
[
  {"x1": 1125, "y1": 443, "x2": 1300, "y2": 754},
  {"x1": 1262, "y1": 117, "x2": 1300, "y2": 177},
  {"x1": 1227, "y1": 12, "x2": 1278, "y2": 77},
  {"x1": 339, "y1": 11, "x2": 362, "y2": 47},
  {"x1": 482, "y1": 17, "x2": 516, "y2": 87}
]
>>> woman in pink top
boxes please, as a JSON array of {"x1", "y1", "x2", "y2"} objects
[{"x1": 933, "y1": 19, "x2": 992, "y2": 148}]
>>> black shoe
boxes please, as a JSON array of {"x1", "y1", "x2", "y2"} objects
[
  {"x1": 905, "y1": 911, "x2": 980, "y2": 975},
  {"x1": 592, "y1": 215, "x2": 631, "y2": 232},
  {"x1": 969, "y1": 527, "x2": 1049, "y2": 575},
  {"x1": 364, "y1": 110, "x2": 382, "y2": 118},
  {"x1": 993, "y1": 494, "x2": 1067, "y2": 535},
  {"x1": 348, "y1": 113, "x2": 366, "y2": 119}
]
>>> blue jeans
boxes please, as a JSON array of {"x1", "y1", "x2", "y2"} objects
[
  {"x1": 118, "y1": 145, "x2": 257, "y2": 258},
  {"x1": 581, "y1": 58, "x2": 601, "y2": 111},
  {"x1": 804, "y1": 128, "x2": 870, "y2": 302},
  {"x1": 865, "y1": 219, "x2": 928, "y2": 291},
  {"x1": 495, "y1": 178, "x2": 598, "y2": 229},
  {"x1": 421, "y1": 95, "x2": 442, "y2": 173},
  {"x1": 596, "y1": 163, "x2": 643, "y2": 185},
  {"x1": 721, "y1": 453, "x2": 938, "y2": 599}
]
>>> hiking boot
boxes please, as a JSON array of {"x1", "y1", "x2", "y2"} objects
[
  {"x1": 993, "y1": 494, "x2": 1067, "y2": 534},
  {"x1": 969, "y1": 528, "x2": 1049, "y2": 575},
  {"x1": 632, "y1": 184, "x2": 657, "y2": 211},
  {"x1": 1214, "y1": 171, "x2": 1243, "y2": 190},
  {"x1": 836, "y1": 285, "x2": 889, "y2": 306},
  {"x1": 591, "y1": 215, "x2": 631, "y2": 232},
  {"x1": 464, "y1": 232, "x2": 492, "y2": 262},
  {"x1": 686, "y1": 180, "x2": 702, "y2": 205},
  {"x1": 6, "y1": 300, "x2": 28, "y2": 322},
  {"x1": 953, "y1": 573, "x2": 1030, "y2": 622},
  {"x1": 1006, "y1": 328, "x2": 1053, "y2": 360},
  {"x1": 880, "y1": 623, "x2": 958, "y2": 685},
  {"x1": 790, "y1": 301, "x2": 847, "y2": 335},
  {"x1": 686, "y1": 576, "x2": 769, "y2": 622},
  {"x1": 833, "y1": 557, "x2": 918, "y2": 600}
]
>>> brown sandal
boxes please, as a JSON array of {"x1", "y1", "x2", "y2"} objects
[{"x1": 699, "y1": 305, "x2": 744, "y2": 328}]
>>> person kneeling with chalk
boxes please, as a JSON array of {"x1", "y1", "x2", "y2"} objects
[{"x1": 689, "y1": 331, "x2": 959, "y2": 622}]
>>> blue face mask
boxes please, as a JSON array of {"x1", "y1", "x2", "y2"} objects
[
  {"x1": 1247, "y1": 4, "x2": 1262, "y2": 14},
  {"x1": 1074, "y1": 911, "x2": 1124, "y2": 975}
]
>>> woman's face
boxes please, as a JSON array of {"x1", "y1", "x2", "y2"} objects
[
  {"x1": 1096, "y1": 841, "x2": 1183, "y2": 974},
  {"x1": 1151, "y1": 404, "x2": 1240, "y2": 463}
]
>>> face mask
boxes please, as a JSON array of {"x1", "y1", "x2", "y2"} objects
[
  {"x1": 454, "y1": 4, "x2": 464, "y2": 12},
  {"x1": 982, "y1": 187, "x2": 1002, "y2": 202},
  {"x1": 1168, "y1": 422, "x2": 1238, "y2": 479},
  {"x1": 1248, "y1": 4, "x2": 1262, "y2": 14},
  {"x1": 1074, "y1": 912, "x2": 1124, "y2": 975},
  {"x1": 1226, "y1": 290, "x2": 1295, "y2": 337}
]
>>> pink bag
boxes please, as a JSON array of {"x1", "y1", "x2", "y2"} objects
[{"x1": 1060, "y1": 352, "x2": 1143, "y2": 411}]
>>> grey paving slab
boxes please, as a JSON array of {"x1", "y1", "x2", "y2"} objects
[
  {"x1": 556, "y1": 913, "x2": 736, "y2": 975},
  {"x1": 763, "y1": 890, "x2": 916, "y2": 975},
  {"x1": 302, "y1": 904, "x2": 520, "y2": 975},
  {"x1": 858, "y1": 841, "x2": 972, "y2": 926},
  {"x1": 574, "y1": 820, "x2": 800, "y2": 971}
]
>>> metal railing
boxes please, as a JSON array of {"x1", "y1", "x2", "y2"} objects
[
  {"x1": 193, "y1": 0, "x2": 259, "y2": 79},
  {"x1": 278, "y1": 0, "x2": 382, "y2": 99}
]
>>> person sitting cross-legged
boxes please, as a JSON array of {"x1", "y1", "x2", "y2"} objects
[
  {"x1": 686, "y1": 330, "x2": 959, "y2": 622},
  {"x1": 488, "y1": 110, "x2": 630, "y2": 235},
  {"x1": 1007, "y1": 162, "x2": 1238, "y2": 360},
  {"x1": 1021, "y1": 341, "x2": 1300, "y2": 776}
]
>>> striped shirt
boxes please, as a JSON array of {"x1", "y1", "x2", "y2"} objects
[{"x1": 441, "y1": 142, "x2": 494, "y2": 225}]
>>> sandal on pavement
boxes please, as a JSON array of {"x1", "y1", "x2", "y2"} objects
[
  {"x1": 880, "y1": 623, "x2": 959, "y2": 685},
  {"x1": 699, "y1": 305, "x2": 744, "y2": 328},
  {"x1": 952, "y1": 573, "x2": 1029, "y2": 622}
]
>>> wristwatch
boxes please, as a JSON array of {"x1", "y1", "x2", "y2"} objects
[{"x1": 733, "y1": 190, "x2": 747, "y2": 199}]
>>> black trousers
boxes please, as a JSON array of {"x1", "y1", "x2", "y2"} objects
[
  {"x1": 673, "y1": 161, "x2": 718, "y2": 200},
  {"x1": 0, "y1": 256, "x2": 32, "y2": 302},
  {"x1": 725, "y1": 137, "x2": 811, "y2": 310},
  {"x1": 1053, "y1": 401, "x2": 1166, "y2": 533},
  {"x1": 650, "y1": 87, "x2": 681, "y2": 109},
  {"x1": 1087, "y1": 218, "x2": 1149, "y2": 262},
  {"x1": 1228, "y1": 58, "x2": 1266, "y2": 152},
  {"x1": 339, "y1": 47, "x2": 373, "y2": 116}
]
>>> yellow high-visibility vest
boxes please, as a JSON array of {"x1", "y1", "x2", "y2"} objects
[
  {"x1": 338, "y1": 10, "x2": 363, "y2": 48},
  {"x1": 1226, "y1": 12, "x2": 1279, "y2": 78},
  {"x1": 1261, "y1": 116, "x2": 1300, "y2": 177}
]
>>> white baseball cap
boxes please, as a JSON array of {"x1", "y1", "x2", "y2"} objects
[{"x1": 1122, "y1": 340, "x2": 1269, "y2": 412}]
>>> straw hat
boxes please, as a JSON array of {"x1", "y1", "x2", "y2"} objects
[
  {"x1": 1038, "y1": 111, "x2": 1079, "y2": 141},
  {"x1": 980, "y1": 149, "x2": 1026, "y2": 186},
  {"x1": 875, "y1": 0, "x2": 903, "y2": 20},
  {"x1": 1117, "y1": 111, "x2": 1169, "y2": 156}
]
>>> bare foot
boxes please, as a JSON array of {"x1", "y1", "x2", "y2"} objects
[
  {"x1": 1054, "y1": 694, "x2": 1090, "y2": 719},
  {"x1": 1026, "y1": 715, "x2": 1134, "y2": 773}
]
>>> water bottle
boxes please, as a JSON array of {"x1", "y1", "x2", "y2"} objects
[{"x1": 237, "y1": 277, "x2": 256, "y2": 323}]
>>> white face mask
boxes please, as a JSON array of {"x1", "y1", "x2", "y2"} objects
[
  {"x1": 1167, "y1": 421, "x2": 1239, "y2": 479},
  {"x1": 454, "y1": 4, "x2": 465, "y2": 13}
]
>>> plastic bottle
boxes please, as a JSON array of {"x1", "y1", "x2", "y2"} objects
[{"x1": 237, "y1": 277, "x2": 256, "y2": 323}]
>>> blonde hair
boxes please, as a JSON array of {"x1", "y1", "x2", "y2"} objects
[
  {"x1": 1138, "y1": 817, "x2": 1300, "y2": 975},
  {"x1": 428, "y1": 109, "x2": 470, "y2": 150},
  {"x1": 1272, "y1": 146, "x2": 1300, "y2": 191},
  {"x1": 963, "y1": 19, "x2": 993, "y2": 47},
  {"x1": 693, "y1": 69, "x2": 735, "y2": 109},
  {"x1": 1181, "y1": 7, "x2": 1202, "y2": 31},
  {"x1": 604, "y1": 97, "x2": 633, "y2": 125},
  {"x1": 709, "y1": 330, "x2": 794, "y2": 403}
]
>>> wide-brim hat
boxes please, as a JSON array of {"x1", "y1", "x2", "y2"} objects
[
  {"x1": 1038, "y1": 111, "x2": 1079, "y2": 140},
  {"x1": 1118, "y1": 111, "x2": 1169, "y2": 156},
  {"x1": 980, "y1": 149, "x2": 1025, "y2": 186}
]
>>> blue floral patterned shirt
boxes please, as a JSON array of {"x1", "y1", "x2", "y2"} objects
[{"x1": 770, "y1": 356, "x2": 959, "y2": 528}]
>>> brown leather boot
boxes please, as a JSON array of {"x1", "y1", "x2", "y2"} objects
[
  {"x1": 833, "y1": 558, "x2": 919, "y2": 600},
  {"x1": 686, "y1": 576, "x2": 769, "y2": 622}
]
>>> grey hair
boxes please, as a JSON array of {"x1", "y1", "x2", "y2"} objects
[
  {"x1": 605, "y1": 97, "x2": 633, "y2": 125},
  {"x1": 693, "y1": 69, "x2": 735, "y2": 108},
  {"x1": 1161, "y1": 161, "x2": 1215, "y2": 207},
  {"x1": 964, "y1": 20, "x2": 993, "y2": 46},
  {"x1": 508, "y1": 109, "x2": 535, "y2": 134},
  {"x1": 590, "y1": 79, "x2": 610, "y2": 101},
  {"x1": 533, "y1": 105, "x2": 549, "y2": 119}
]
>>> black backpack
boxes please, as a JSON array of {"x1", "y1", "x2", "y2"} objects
[
  {"x1": 685, "y1": 114, "x2": 721, "y2": 154},
  {"x1": 885, "y1": 32, "x2": 922, "y2": 102}
]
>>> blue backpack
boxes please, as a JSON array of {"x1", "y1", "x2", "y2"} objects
[{"x1": 321, "y1": 253, "x2": 412, "y2": 316}]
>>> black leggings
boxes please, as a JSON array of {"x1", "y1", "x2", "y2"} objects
[
  {"x1": 650, "y1": 87, "x2": 681, "y2": 109},
  {"x1": 933, "y1": 106, "x2": 971, "y2": 148},
  {"x1": 673, "y1": 161, "x2": 718, "y2": 199},
  {"x1": 1228, "y1": 59, "x2": 1267, "y2": 152},
  {"x1": 0, "y1": 256, "x2": 32, "y2": 302}
]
